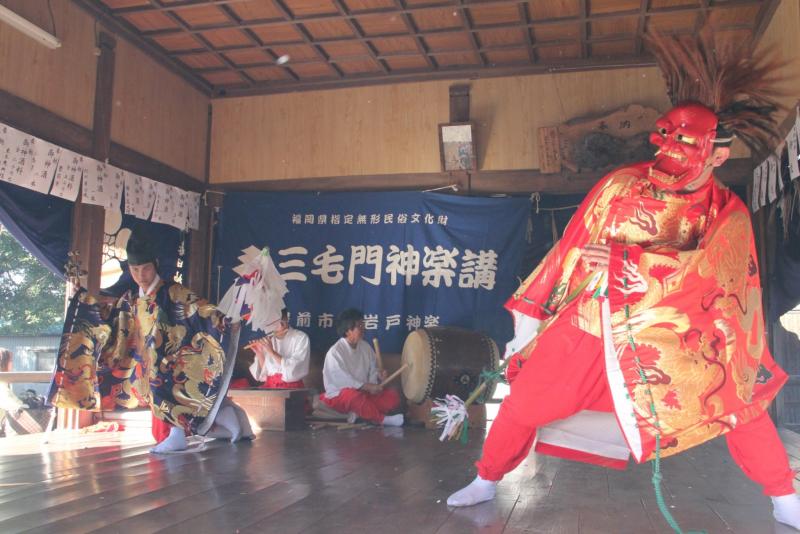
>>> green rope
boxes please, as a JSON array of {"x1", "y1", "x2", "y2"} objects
[
  {"x1": 633, "y1": 350, "x2": 706, "y2": 534},
  {"x1": 479, "y1": 368, "x2": 508, "y2": 386},
  {"x1": 459, "y1": 420, "x2": 469, "y2": 444},
  {"x1": 621, "y1": 244, "x2": 704, "y2": 533}
]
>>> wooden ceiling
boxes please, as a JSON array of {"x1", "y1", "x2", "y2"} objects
[{"x1": 75, "y1": 0, "x2": 781, "y2": 97}]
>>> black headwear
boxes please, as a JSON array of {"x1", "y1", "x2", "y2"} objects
[{"x1": 126, "y1": 225, "x2": 158, "y2": 267}]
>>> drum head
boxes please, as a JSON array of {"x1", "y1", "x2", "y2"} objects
[{"x1": 401, "y1": 329, "x2": 433, "y2": 404}]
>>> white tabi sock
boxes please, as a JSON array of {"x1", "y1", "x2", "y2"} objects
[
  {"x1": 230, "y1": 402, "x2": 255, "y2": 439},
  {"x1": 150, "y1": 425, "x2": 188, "y2": 454},
  {"x1": 215, "y1": 405, "x2": 242, "y2": 443},
  {"x1": 446, "y1": 475, "x2": 497, "y2": 507},
  {"x1": 772, "y1": 493, "x2": 800, "y2": 529},
  {"x1": 382, "y1": 414, "x2": 404, "y2": 427}
]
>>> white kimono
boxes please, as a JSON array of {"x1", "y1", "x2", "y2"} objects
[
  {"x1": 322, "y1": 338, "x2": 378, "y2": 399},
  {"x1": 249, "y1": 328, "x2": 310, "y2": 384}
]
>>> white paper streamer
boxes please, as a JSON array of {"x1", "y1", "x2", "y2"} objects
[
  {"x1": 51, "y1": 149, "x2": 84, "y2": 201},
  {"x1": 767, "y1": 154, "x2": 778, "y2": 203},
  {"x1": 789, "y1": 123, "x2": 800, "y2": 180},
  {"x1": 758, "y1": 160, "x2": 769, "y2": 208},
  {"x1": 752, "y1": 163, "x2": 762, "y2": 212},
  {"x1": 22, "y1": 139, "x2": 60, "y2": 194},
  {"x1": 187, "y1": 191, "x2": 201, "y2": 230},
  {"x1": 151, "y1": 181, "x2": 178, "y2": 227},
  {"x1": 0, "y1": 129, "x2": 34, "y2": 185}
]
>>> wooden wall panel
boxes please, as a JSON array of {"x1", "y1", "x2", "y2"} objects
[
  {"x1": 210, "y1": 68, "x2": 671, "y2": 184},
  {"x1": 472, "y1": 68, "x2": 671, "y2": 171},
  {"x1": 756, "y1": 0, "x2": 800, "y2": 115},
  {"x1": 210, "y1": 81, "x2": 451, "y2": 183},
  {"x1": 209, "y1": 0, "x2": 799, "y2": 185},
  {"x1": 111, "y1": 39, "x2": 208, "y2": 182},
  {"x1": 0, "y1": 0, "x2": 96, "y2": 128}
]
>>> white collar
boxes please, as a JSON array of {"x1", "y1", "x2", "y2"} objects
[{"x1": 138, "y1": 274, "x2": 161, "y2": 298}]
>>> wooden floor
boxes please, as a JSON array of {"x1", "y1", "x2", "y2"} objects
[{"x1": 0, "y1": 424, "x2": 798, "y2": 534}]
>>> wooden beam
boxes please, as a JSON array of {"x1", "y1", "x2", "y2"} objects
[
  {"x1": 186, "y1": 104, "x2": 214, "y2": 296},
  {"x1": 0, "y1": 89, "x2": 92, "y2": 155},
  {"x1": 187, "y1": 204, "x2": 212, "y2": 297},
  {"x1": 70, "y1": 0, "x2": 212, "y2": 96},
  {"x1": 394, "y1": 0, "x2": 437, "y2": 70},
  {"x1": 693, "y1": 0, "x2": 710, "y2": 34},
  {"x1": 449, "y1": 84, "x2": 470, "y2": 123},
  {"x1": 210, "y1": 159, "x2": 752, "y2": 195},
  {"x1": 634, "y1": 0, "x2": 650, "y2": 56},
  {"x1": 73, "y1": 31, "x2": 117, "y2": 295},
  {"x1": 270, "y1": 0, "x2": 344, "y2": 79},
  {"x1": 752, "y1": 0, "x2": 782, "y2": 42},
  {"x1": 112, "y1": 0, "x2": 251, "y2": 15},
  {"x1": 108, "y1": 142, "x2": 203, "y2": 192},
  {"x1": 578, "y1": 0, "x2": 588, "y2": 59},
  {"x1": 189, "y1": 38, "x2": 585, "y2": 69},
  {"x1": 218, "y1": 56, "x2": 657, "y2": 97},
  {"x1": 217, "y1": 3, "x2": 299, "y2": 82},
  {"x1": 331, "y1": 0, "x2": 390, "y2": 74},
  {"x1": 141, "y1": 0, "x2": 763, "y2": 38},
  {"x1": 518, "y1": 3, "x2": 537, "y2": 64},
  {"x1": 171, "y1": 21, "x2": 737, "y2": 57},
  {"x1": 0, "y1": 81, "x2": 204, "y2": 194},
  {"x1": 457, "y1": 0, "x2": 486, "y2": 67},
  {"x1": 0, "y1": 371, "x2": 53, "y2": 383},
  {"x1": 149, "y1": 0, "x2": 257, "y2": 87}
]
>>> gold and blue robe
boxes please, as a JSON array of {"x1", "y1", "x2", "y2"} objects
[{"x1": 47, "y1": 280, "x2": 235, "y2": 435}]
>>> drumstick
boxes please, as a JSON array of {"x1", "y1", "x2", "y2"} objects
[
  {"x1": 372, "y1": 338, "x2": 384, "y2": 371},
  {"x1": 379, "y1": 363, "x2": 408, "y2": 388}
]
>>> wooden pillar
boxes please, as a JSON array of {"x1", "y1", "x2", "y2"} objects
[
  {"x1": 70, "y1": 32, "x2": 116, "y2": 294},
  {"x1": 186, "y1": 205, "x2": 212, "y2": 297},
  {"x1": 186, "y1": 104, "x2": 213, "y2": 297},
  {"x1": 448, "y1": 84, "x2": 472, "y2": 193},
  {"x1": 449, "y1": 84, "x2": 470, "y2": 123}
]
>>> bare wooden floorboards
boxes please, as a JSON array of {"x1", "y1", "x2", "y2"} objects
[{"x1": 0, "y1": 427, "x2": 797, "y2": 533}]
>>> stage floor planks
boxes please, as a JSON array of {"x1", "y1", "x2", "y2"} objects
[{"x1": 0, "y1": 426, "x2": 797, "y2": 533}]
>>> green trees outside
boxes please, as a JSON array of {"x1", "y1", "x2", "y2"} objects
[{"x1": 0, "y1": 225, "x2": 64, "y2": 335}]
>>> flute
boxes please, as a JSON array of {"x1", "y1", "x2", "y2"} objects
[{"x1": 245, "y1": 333, "x2": 275, "y2": 351}]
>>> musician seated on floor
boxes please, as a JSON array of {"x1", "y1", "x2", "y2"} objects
[
  {"x1": 245, "y1": 308, "x2": 310, "y2": 389},
  {"x1": 319, "y1": 308, "x2": 403, "y2": 426}
]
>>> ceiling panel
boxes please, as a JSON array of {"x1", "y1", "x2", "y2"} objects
[{"x1": 82, "y1": 0, "x2": 779, "y2": 96}]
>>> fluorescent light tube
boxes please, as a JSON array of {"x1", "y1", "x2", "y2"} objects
[{"x1": 0, "y1": 5, "x2": 61, "y2": 49}]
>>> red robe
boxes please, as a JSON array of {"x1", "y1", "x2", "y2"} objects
[{"x1": 507, "y1": 163, "x2": 786, "y2": 463}]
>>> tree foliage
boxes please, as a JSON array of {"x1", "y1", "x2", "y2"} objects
[{"x1": 0, "y1": 225, "x2": 64, "y2": 335}]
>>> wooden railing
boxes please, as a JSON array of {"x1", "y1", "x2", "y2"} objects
[
  {"x1": 0, "y1": 371, "x2": 52, "y2": 383},
  {"x1": 0, "y1": 371, "x2": 85, "y2": 434}
]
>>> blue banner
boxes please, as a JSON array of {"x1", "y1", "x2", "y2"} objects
[{"x1": 215, "y1": 191, "x2": 529, "y2": 353}]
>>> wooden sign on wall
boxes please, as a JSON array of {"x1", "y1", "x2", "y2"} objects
[{"x1": 538, "y1": 104, "x2": 660, "y2": 174}]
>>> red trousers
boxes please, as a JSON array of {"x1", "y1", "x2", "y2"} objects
[
  {"x1": 478, "y1": 312, "x2": 795, "y2": 496},
  {"x1": 321, "y1": 388, "x2": 401, "y2": 424},
  {"x1": 229, "y1": 377, "x2": 253, "y2": 389},
  {"x1": 152, "y1": 414, "x2": 171, "y2": 443},
  {"x1": 229, "y1": 374, "x2": 305, "y2": 389},
  {"x1": 261, "y1": 374, "x2": 305, "y2": 389}
]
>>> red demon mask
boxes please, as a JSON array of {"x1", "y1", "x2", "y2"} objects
[{"x1": 649, "y1": 102, "x2": 718, "y2": 191}]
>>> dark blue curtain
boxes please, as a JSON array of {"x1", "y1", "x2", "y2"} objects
[
  {"x1": 0, "y1": 181, "x2": 188, "y2": 296},
  {"x1": 0, "y1": 181, "x2": 71, "y2": 277}
]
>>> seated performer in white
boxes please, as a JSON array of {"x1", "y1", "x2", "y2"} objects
[
  {"x1": 248, "y1": 308, "x2": 310, "y2": 388},
  {"x1": 320, "y1": 309, "x2": 403, "y2": 426}
]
